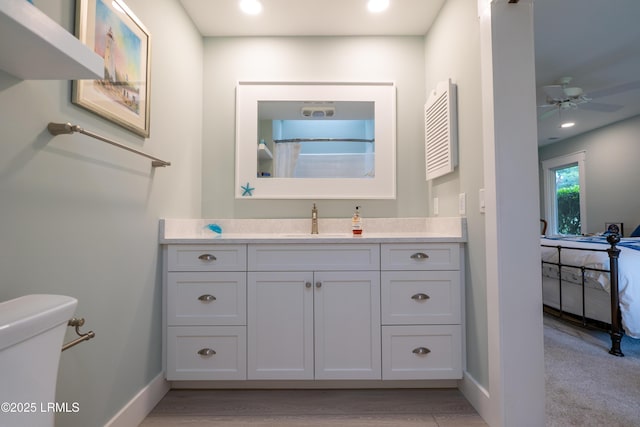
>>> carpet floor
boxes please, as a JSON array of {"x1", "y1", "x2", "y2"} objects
[{"x1": 544, "y1": 315, "x2": 640, "y2": 426}]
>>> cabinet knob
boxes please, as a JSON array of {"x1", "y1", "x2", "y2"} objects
[
  {"x1": 411, "y1": 293, "x2": 430, "y2": 301},
  {"x1": 305, "y1": 282, "x2": 312, "y2": 288},
  {"x1": 198, "y1": 294, "x2": 217, "y2": 302},
  {"x1": 197, "y1": 348, "x2": 216, "y2": 357},
  {"x1": 410, "y1": 252, "x2": 429, "y2": 260},
  {"x1": 412, "y1": 347, "x2": 431, "y2": 355},
  {"x1": 198, "y1": 254, "x2": 217, "y2": 261},
  {"x1": 315, "y1": 281, "x2": 322, "y2": 288}
]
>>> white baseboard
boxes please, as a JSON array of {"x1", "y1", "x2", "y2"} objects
[
  {"x1": 459, "y1": 370, "x2": 491, "y2": 425},
  {"x1": 104, "y1": 372, "x2": 170, "y2": 427},
  {"x1": 171, "y1": 379, "x2": 458, "y2": 389}
]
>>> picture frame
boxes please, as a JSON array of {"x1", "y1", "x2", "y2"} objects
[
  {"x1": 72, "y1": 0, "x2": 151, "y2": 137},
  {"x1": 605, "y1": 222, "x2": 624, "y2": 236}
]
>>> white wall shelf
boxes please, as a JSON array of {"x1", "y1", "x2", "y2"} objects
[
  {"x1": 0, "y1": 0, "x2": 103, "y2": 80},
  {"x1": 258, "y1": 142, "x2": 273, "y2": 160}
]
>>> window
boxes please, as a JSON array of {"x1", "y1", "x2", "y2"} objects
[{"x1": 542, "y1": 152, "x2": 586, "y2": 235}]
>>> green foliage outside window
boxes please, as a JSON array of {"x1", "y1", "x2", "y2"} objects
[{"x1": 557, "y1": 184, "x2": 581, "y2": 235}]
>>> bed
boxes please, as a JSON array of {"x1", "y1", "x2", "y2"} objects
[{"x1": 541, "y1": 233, "x2": 640, "y2": 356}]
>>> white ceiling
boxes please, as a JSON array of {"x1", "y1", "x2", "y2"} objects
[
  {"x1": 179, "y1": 0, "x2": 640, "y2": 146},
  {"x1": 179, "y1": 0, "x2": 446, "y2": 36}
]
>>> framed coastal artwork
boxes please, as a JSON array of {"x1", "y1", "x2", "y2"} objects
[{"x1": 73, "y1": 0, "x2": 151, "y2": 137}]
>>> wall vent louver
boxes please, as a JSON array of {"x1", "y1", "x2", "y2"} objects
[{"x1": 424, "y1": 79, "x2": 458, "y2": 181}]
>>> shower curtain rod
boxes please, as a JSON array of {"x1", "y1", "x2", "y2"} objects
[
  {"x1": 47, "y1": 122, "x2": 171, "y2": 167},
  {"x1": 273, "y1": 138, "x2": 374, "y2": 143}
]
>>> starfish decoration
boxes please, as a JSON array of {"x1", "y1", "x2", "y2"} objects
[{"x1": 241, "y1": 182, "x2": 255, "y2": 196}]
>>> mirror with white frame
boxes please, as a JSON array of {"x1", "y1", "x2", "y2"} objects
[{"x1": 235, "y1": 82, "x2": 396, "y2": 199}]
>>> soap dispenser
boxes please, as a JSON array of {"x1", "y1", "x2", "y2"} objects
[{"x1": 352, "y1": 206, "x2": 363, "y2": 235}]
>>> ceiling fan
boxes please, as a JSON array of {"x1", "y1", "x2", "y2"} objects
[{"x1": 537, "y1": 76, "x2": 623, "y2": 120}]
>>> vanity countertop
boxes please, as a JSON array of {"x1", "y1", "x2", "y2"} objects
[{"x1": 159, "y1": 217, "x2": 467, "y2": 244}]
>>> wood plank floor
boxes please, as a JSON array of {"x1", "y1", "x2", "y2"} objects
[{"x1": 140, "y1": 388, "x2": 488, "y2": 426}]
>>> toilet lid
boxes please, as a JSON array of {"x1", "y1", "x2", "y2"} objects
[{"x1": 0, "y1": 294, "x2": 77, "y2": 350}]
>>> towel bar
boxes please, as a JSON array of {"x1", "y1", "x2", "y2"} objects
[{"x1": 48, "y1": 122, "x2": 171, "y2": 167}]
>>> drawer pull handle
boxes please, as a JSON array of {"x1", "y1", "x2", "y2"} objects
[
  {"x1": 198, "y1": 254, "x2": 217, "y2": 261},
  {"x1": 411, "y1": 293, "x2": 430, "y2": 301},
  {"x1": 315, "y1": 281, "x2": 322, "y2": 288},
  {"x1": 412, "y1": 347, "x2": 431, "y2": 355},
  {"x1": 197, "y1": 348, "x2": 216, "y2": 357},
  {"x1": 410, "y1": 252, "x2": 429, "y2": 260},
  {"x1": 305, "y1": 282, "x2": 312, "y2": 288},
  {"x1": 198, "y1": 294, "x2": 217, "y2": 302}
]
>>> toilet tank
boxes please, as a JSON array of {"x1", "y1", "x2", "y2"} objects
[{"x1": 0, "y1": 294, "x2": 78, "y2": 427}]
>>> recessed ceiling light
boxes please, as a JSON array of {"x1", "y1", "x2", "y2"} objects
[
  {"x1": 367, "y1": 0, "x2": 390, "y2": 13},
  {"x1": 560, "y1": 122, "x2": 575, "y2": 128},
  {"x1": 240, "y1": 0, "x2": 262, "y2": 15}
]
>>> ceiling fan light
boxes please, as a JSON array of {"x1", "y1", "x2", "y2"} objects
[
  {"x1": 560, "y1": 122, "x2": 575, "y2": 128},
  {"x1": 563, "y1": 87, "x2": 583, "y2": 98}
]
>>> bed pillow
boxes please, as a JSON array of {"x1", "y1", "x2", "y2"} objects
[{"x1": 631, "y1": 224, "x2": 640, "y2": 238}]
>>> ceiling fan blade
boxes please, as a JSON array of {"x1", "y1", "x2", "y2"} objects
[
  {"x1": 588, "y1": 80, "x2": 640, "y2": 99},
  {"x1": 579, "y1": 102, "x2": 623, "y2": 113},
  {"x1": 538, "y1": 107, "x2": 558, "y2": 120},
  {"x1": 543, "y1": 85, "x2": 567, "y2": 100}
]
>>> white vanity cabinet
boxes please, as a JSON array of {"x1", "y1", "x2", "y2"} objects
[
  {"x1": 380, "y1": 243, "x2": 463, "y2": 380},
  {"x1": 162, "y1": 237, "x2": 464, "y2": 384},
  {"x1": 247, "y1": 244, "x2": 381, "y2": 380},
  {"x1": 165, "y1": 245, "x2": 247, "y2": 380}
]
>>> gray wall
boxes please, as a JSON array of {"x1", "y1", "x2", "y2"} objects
[
  {"x1": 424, "y1": 0, "x2": 488, "y2": 388},
  {"x1": 539, "y1": 115, "x2": 640, "y2": 235},
  {"x1": 202, "y1": 36, "x2": 427, "y2": 219},
  {"x1": 0, "y1": 0, "x2": 203, "y2": 425}
]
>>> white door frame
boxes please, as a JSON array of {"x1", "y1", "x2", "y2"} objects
[{"x1": 477, "y1": 1, "x2": 546, "y2": 426}]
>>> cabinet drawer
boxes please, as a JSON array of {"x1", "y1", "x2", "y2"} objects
[
  {"x1": 381, "y1": 243, "x2": 460, "y2": 271},
  {"x1": 382, "y1": 325, "x2": 462, "y2": 380},
  {"x1": 248, "y1": 244, "x2": 380, "y2": 271},
  {"x1": 166, "y1": 326, "x2": 246, "y2": 380},
  {"x1": 381, "y1": 271, "x2": 461, "y2": 325},
  {"x1": 167, "y1": 245, "x2": 246, "y2": 271},
  {"x1": 167, "y1": 272, "x2": 246, "y2": 326}
]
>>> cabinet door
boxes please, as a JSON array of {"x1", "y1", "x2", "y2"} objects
[
  {"x1": 247, "y1": 272, "x2": 314, "y2": 380},
  {"x1": 314, "y1": 271, "x2": 381, "y2": 380}
]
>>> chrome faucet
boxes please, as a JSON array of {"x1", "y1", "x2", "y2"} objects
[{"x1": 311, "y1": 203, "x2": 319, "y2": 234}]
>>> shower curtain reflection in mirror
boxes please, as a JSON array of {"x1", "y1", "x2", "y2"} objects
[
  {"x1": 272, "y1": 139, "x2": 375, "y2": 179},
  {"x1": 262, "y1": 115, "x2": 375, "y2": 179},
  {"x1": 274, "y1": 142, "x2": 302, "y2": 177}
]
